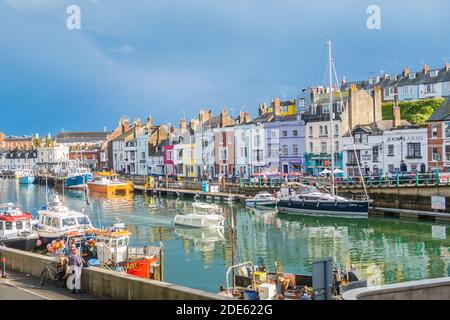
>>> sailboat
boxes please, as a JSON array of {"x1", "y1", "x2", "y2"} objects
[{"x1": 277, "y1": 40, "x2": 369, "y2": 218}]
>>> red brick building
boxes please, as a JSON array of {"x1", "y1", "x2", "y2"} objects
[{"x1": 427, "y1": 98, "x2": 450, "y2": 172}]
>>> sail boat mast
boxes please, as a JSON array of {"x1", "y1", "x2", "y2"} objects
[{"x1": 328, "y1": 40, "x2": 336, "y2": 197}]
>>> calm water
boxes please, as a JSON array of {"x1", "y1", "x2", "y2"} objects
[{"x1": 1, "y1": 179, "x2": 450, "y2": 293}]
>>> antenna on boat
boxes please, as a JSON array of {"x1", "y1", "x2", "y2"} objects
[{"x1": 327, "y1": 39, "x2": 336, "y2": 197}]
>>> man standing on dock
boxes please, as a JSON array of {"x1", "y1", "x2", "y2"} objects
[{"x1": 67, "y1": 245, "x2": 83, "y2": 294}]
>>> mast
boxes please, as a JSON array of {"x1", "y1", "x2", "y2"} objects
[{"x1": 328, "y1": 40, "x2": 335, "y2": 197}]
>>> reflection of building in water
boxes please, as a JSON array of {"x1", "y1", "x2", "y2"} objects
[{"x1": 148, "y1": 226, "x2": 173, "y2": 242}]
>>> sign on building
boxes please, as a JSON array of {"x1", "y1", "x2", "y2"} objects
[{"x1": 431, "y1": 196, "x2": 446, "y2": 210}]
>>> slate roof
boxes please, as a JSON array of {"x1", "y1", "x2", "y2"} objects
[
  {"x1": 56, "y1": 131, "x2": 110, "y2": 143},
  {"x1": 428, "y1": 97, "x2": 450, "y2": 122},
  {"x1": 343, "y1": 120, "x2": 412, "y2": 137}
]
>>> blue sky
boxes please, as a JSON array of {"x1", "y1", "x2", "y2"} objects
[{"x1": 1, "y1": 0, "x2": 450, "y2": 135}]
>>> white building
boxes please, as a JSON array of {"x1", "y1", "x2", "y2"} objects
[
  {"x1": 37, "y1": 146, "x2": 69, "y2": 164},
  {"x1": 382, "y1": 126, "x2": 428, "y2": 174},
  {"x1": 234, "y1": 122, "x2": 266, "y2": 177},
  {"x1": 136, "y1": 132, "x2": 149, "y2": 176},
  {"x1": 0, "y1": 150, "x2": 38, "y2": 170}
]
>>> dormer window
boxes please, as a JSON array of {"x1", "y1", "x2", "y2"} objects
[
  {"x1": 430, "y1": 70, "x2": 439, "y2": 77},
  {"x1": 322, "y1": 103, "x2": 330, "y2": 114},
  {"x1": 336, "y1": 101, "x2": 343, "y2": 113},
  {"x1": 409, "y1": 73, "x2": 416, "y2": 80},
  {"x1": 368, "y1": 78, "x2": 374, "y2": 85},
  {"x1": 390, "y1": 75, "x2": 397, "y2": 81},
  {"x1": 311, "y1": 104, "x2": 317, "y2": 114}
]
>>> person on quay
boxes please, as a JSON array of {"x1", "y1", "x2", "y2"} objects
[{"x1": 67, "y1": 245, "x2": 83, "y2": 294}]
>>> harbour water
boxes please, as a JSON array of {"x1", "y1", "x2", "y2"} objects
[{"x1": 1, "y1": 179, "x2": 450, "y2": 293}]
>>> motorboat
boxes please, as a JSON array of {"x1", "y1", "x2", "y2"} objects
[
  {"x1": 17, "y1": 168, "x2": 35, "y2": 184},
  {"x1": 88, "y1": 172, "x2": 133, "y2": 197},
  {"x1": 0, "y1": 203, "x2": 38, "y2": 251},
  {"x1": 35, "y1": 194, "x2": 95, "y2": 245},
  {"x1": 174, "y1": 201, "x2": 224, "y2": 229},
  {"x1": 245, "y1": 192, "x2": 278, "y2": 208},
  {"x1": 277, "y1": 183, "x2": 368, "y2": 218}
]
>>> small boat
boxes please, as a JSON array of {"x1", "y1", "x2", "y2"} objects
[
  {"x1": 87, "y1": 172, "x2": 133, "y2": 197},
  {"x1": 174, "y1": 201, "x2": 224, "y2": 229},
  {"x1": 65, "y1": 170, "x2": 92, "y2": 189},
  {"x1": 245, "y1": 192, "x2": 278, "y2": 208},
  {"x1": 19, "y1": 174, "x2": 35, "y2": 185},
  {"x1": 0, "y1": 203, "x2": 38, "y2": 251},
  {"x1": 35, "y1": 195, "x2": 94, "y2": 245}
]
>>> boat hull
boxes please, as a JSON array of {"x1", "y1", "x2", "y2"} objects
[
  {"x1": 65, "y1": 173, "x2": 92, "y2": 189},
  {"x1": 174, "y1": 214, "x2": 224, "y2": 229},
  {"x1": 278, "y1": 199, "x2": 368, "y2": 218},
  {"x1": 88, "y1": 182, "x2": 133, "y2": 196},
  {"x1": 245, "y1": 200, "x2": 277, "y2": 208},
  {"x1": 0, "y1": 236, "x2": 38, "y2": 252},
  {"x1": 19, "y1": 176, "x2": 35, "y2": 184}
]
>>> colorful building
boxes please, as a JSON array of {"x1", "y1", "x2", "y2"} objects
[{"x1": 427, "y1": 97, "x2": 450, "y2": 172}]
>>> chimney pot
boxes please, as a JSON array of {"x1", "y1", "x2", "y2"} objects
[
  {"x1": 402, "y1": 68, "x2": 409, "y2": 77},
  {"x1": 445, "y1": 63, "x2": 450, "y2": 72},
  {"x1": 423, "y1": 64, "x2": 430, "y2": 75}
]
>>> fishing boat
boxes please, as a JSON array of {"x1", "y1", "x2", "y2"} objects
[
  {"x1": 64, "y1": 169, "x2": 92, "y2": 189},
  {"x1": 245, "y1": 192, "x2": 278, "y2": 208},
  {"x1": 17, "y1": 168, "x2": 36, "y2": 184},
  {"x1": 35, "y1": 194, "x2": 94, "y2": 245},
  {"x1": 0, "y1": 203, "x2": 38, "y2": 251},
  {"x1": 277, "y1": 40, "x2": 369, "y2": 219},
  {"x1": 174, "y1": 201, "x2": 224, "y2": 229},
  {"x1": 87, "y1": 171, "x2": 133, "y2": 197}
]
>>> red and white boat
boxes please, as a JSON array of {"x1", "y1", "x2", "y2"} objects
[{"x1": 0, "y1": 203, "x2": 38, "y2": 251}]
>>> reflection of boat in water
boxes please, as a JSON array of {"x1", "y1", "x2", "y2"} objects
[{"x1": 174, "y1": 226, "x2": 225, "y2": 251}]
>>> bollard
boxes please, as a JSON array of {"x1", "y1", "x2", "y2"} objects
[{"x1": 1, "y1": 256, "x2": 6, "y2": 278}]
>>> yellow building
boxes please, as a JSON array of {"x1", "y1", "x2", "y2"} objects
[
  {"x1": 183, "y1": 143, "x2": 197, "y2": 178},
  {"x1": 267, "y1": 98, "x2": 297, "y2": 116}
]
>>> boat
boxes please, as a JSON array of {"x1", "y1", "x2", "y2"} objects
[
  {"x1": 0, "y1": 203, "x2": 38, "y2": 251},
  {"x1": 174, "y1": 201, "x2": 224, "y2": 229},
  {"x1": 218, "y1": 260, "x2": 366, "y2": 300},
  {"x1": 245, "y1": 192, "x2": 278, "y2": 208},
  {"x1": 64, "y1": 169, "x2": 93, "y2": 189},
  {"x1": 87, "y1": 171, "x2": 133, "y2": 197},
  {"x1": 19, "y1": 174, "x2": 35, "y2": 185},
  {"x1": 277, "y1": 183, "x2": 368, "y2": 218},
  {"x1": 277, "y1": 40, "x2": 369, "y2": 219},
  {"x1": 34, "y1": 194, "x2": 95, "y2": 245}
]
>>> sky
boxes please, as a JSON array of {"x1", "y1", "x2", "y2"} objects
[{"x1": 1, "y1": 0, "x2": 450, "y2": 136}]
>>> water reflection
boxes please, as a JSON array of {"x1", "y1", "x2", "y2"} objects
[{"x1": 1, "y1": 179, "x2": 449, "y2": 292}]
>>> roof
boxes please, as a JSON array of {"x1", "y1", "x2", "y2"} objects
[
  {"x1": 56, "y1": 132, "x2": 110, "y2": 143},
  {"x1": 344, "y1": 120, "x2": 413, "y2": 137},
  {"x1": 428, "y1": 97, "x2": 450, "y2": 122}
]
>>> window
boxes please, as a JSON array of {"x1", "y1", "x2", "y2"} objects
[
  {"x1": 425, "y1": 84, "x2": 436, "y2": 94},
  {"x1": 293, "y1": 130, "x2": 298, "y2": 137},
  {"x1": 220, "y1": 165, "x2": 228, "y2": 175},
  {"x1": 309, "y1": 142, "x2": 313, "y2": 153},
  {"x1": 0, "y1": 222, "x2": 2, "y2": 230},
  {"x1": 403, "y1": 86, "x2": 414, "y2": 95},
  {"x1": 430, "y1": 70, "x2": 439, "y2": 77},
  {"x1": 51, "y1": 218, "x2": 60, "y2": 228},
  {"x1": 282, "y1": 145, "x2": 288, "y2": 156},
  {"x1": 407, "y1": 143, "x2": 421, "y2": 158},
  {"x1": 388, "y1": 144, "x2": 394, "y2": 156},
  {"x1": 385, "y1": 87, "x2": 395, "y2": 96},
  {"x1": 254, "y1": 135, "x2": 261, "y2": 147},
  {"x1": 77, "y1": 216, "x2": 91, "y2": 225},
  {"x1": 293, "y1": 144, "x2": 299, "y2": 156},
  {"x1": 334, "y1": 124, "x2": 339, "y2": 136},
  {"x1": 347, "y1": 150, "x2": 361, "y2": 165},
  {"x1": 388, "y1": 164, "x2": 395, "y2": 173},
  {"x1": 220, "y1": 149, "x2": 228, "y2": 160},
  {"x1": 5, "y1": 222, "x2": 12, "y2": 230},
  {"x1": 319, "y1": 126, "x2": 323, "y2": 136},
  {"x1": 445, "y1": 122, "x2": 450, "y2": 138},
  {"x1": 373, "y1": 146, "x2": 379, "y2": 162},
  {"x1": 335, "y1": 141, "x2": 339, "y2": 152},
  {"x1": 323, "y1": 103, "x2": 330, "y2": 114},
  {"x1": 281, "y1": 106, "x2": 288, "y2": 113},
  {"x1": 432, "y1": 125, "x2": 439, "y2": 138},
  {"x1": 271, "y1": 130, "x2": 277, "y2": 138},
  {"x1": 324, "y1": 125, "x2": 328, "y2": 136},
  {"x1": 446, "y1": 146, "x2": 450, "y2": 161},
  {"x1": 62, "y1": 218, "x2": 77, "y2": 227},
  {"x1": 390, "y1": 75, "x2": 397, "y2": 81},
  {"x1": 432, "y1": 147, "x2": 440, "y2": 161},
  {"x1": 309, "y1": 127, "x2": 313, "y2": 137},
  {"x1": 409, "y1": 73, "x2": 416, "y2": 80},
  {"x1": 282, "y1": 131, "x2": 288, "y2": 137},
  {"x1": 321, "y1": 142, "x2": 327, "y2": 153},
  {"x1": 354, "y1": 132, "x2": 368, "y2": 144},
  {"x1": 299, "y1": 99, "x2": 305, "y2": 107},
  {"x1": 336, "y1": 102, "x2": 343, "y2": 113},
  {"x1": 311, "y1": 104, "x2": 317, "y2": 114}
]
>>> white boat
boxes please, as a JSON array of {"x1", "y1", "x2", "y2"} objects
[
  {"x1": 174, "y1": 201, "x2": 224, "y2": 229},
  {"x1": 35, "y1": 194, "x2": 94, "y2": 245},
  {"x1": 245, "y1": 192, "x2": 278, "y2": 208},
  {"x1": 0, "y1": 203, "x2": 38, "y2": 251}
]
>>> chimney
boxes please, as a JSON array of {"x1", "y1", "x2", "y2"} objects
[
  {"x1": 199, "y1": 110, "x2": 211, "y2": 123},
  {"x1": 238, "y1": 111, "x2": 251, "y2": 124},
  {"x1": 258, "y1": 103, "x2": 266, "y2": 116},
  {"x1": 372, "y1": 85, "x2": 382, "y2": 122},
  {"x1": 219, "y1": 108, "x2": 229, "y2": 127},
  {"x1": 393, "y1": 98, "x2": 401, "y2": 128},
  {"x1": 383, "y1": 74, "x2": 390, "y2": 80},
  {"x1": 310, "y1": 87, "x2": 320, "y2": 102},
  {"x1": 445, "y1": 63, "x2": 450, "y2": 72},
  {"x1": 180, "y1": 119, "x2": 187, "y2": 131},
  {"x1": 423, "y1": 64, "x2": 429, "y2": 75},
  {"x1": 133, "y1": 118, "x2": 142, "y2": 130},
  {"x1": 402, "y1": 68, "x2": 409, "y2": 77},
  {"x1": 189, "y1": 119, "x2": 199, "y2": 131},
  {"x1": 272, "y1": 98, "x2": 281, "y2": 116},
  {"x1": 146, "y1": 116, "x2": 152, "y2": 127}
]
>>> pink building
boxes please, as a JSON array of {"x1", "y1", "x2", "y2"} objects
[
  {"x1": 214, "y1": 127, "x2": 235, "y2": 177},
  {"x1": 164, "y1": 144, "x2": 175, "y2": 176}
]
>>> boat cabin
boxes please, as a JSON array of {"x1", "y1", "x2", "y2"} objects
[
  {"x1": 95, "y1": 225, "x2": 131, "y2": 264},
  {"x1": 0, "y1": 203, "x2": 33, "y2": 235}
]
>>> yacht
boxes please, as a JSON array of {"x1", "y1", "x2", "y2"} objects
[
  {"x1": 35, "y1": 195, "x2": 94, "y2": 244},
  {"x1": 174, "y1": 201, "x2": 224, "y2": 229},
  {"x1": 245, "y1": 192, "x2": 278, "y2": 208},
  {"x1": 278, "y1": 40, "x2": 369, "y2": 219},
  {"x1": 0, "y1": 203, "x2": 38, "y2": 251}
]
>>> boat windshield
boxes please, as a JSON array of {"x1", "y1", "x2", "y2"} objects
[
  {"x1": 62, "y1": 217, "x2": 77, "y2": 227},
  {"x1": 76, "y1": 216, "x2": 91, "y2": 226}
]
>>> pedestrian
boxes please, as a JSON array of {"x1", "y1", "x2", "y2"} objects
[{"x1": 67, "y1": 245, "x2": 83, "y2": 294}]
